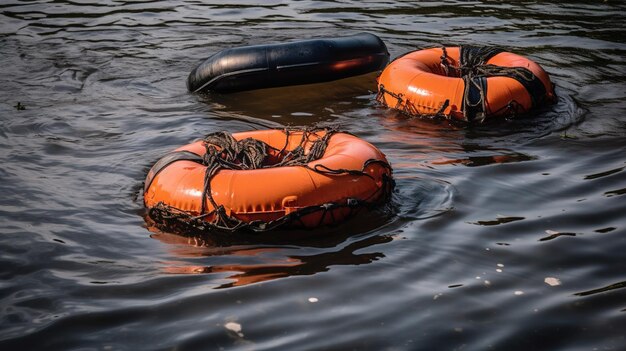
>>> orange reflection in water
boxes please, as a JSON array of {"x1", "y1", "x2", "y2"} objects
[
  {"x1": 377, "y1": 111, "x2": 535, "y2": 168},
  {"x1": 377, "y1": 111, "x2": 464, "y2": 168},
  {"x1": 147, "y1": 216, "x2": 394, "y2": 289}
]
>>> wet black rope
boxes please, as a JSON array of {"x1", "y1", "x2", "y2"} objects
[
  {"x1": 274, "y1": 128, "x2": 337, "y2": 167},
  {"x1": 196, "y1": 131, "x2": 269, "y2": 230},
  {"x1": 457, "y1": 46, "x2": 548, "y2": 122},
  {"x1": 440, "y1": 46, "x2": 453, "y2": 76},
  {"x1": 376, "y1": 84, "x2": 449, "y2": 121}
]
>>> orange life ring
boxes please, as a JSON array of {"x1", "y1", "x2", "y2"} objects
[
  {"x1": 144, "y1": 129, "x2": 393, "y2": 231},
  {"x1": 377, "y1": 46, "x2": 556, "y2": 122}
]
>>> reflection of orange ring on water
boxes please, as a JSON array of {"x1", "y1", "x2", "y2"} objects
[
  {"x1": 143, "y1": 129, "x2": 393, "y2": 229},
  {"x1": 377, "y1": 47, "x2": 556, "y2": 122}
]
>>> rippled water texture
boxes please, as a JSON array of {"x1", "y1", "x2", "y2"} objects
[{"x1": 1, "y1": 1, "x2": 625, "y2": 350}]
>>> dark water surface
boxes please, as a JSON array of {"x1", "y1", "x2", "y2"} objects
[{"x1": 1, "y1": 1, "x2": 625, "y2": 350}]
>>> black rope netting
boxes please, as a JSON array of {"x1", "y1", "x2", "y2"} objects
[
  {"x1": 377, "y1": 46, "x2": 554, "y2": 123},
  {"x1": 147, "y1": 128, "x2": 394, "y2": 234}
]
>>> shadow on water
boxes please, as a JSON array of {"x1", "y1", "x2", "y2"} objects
[
  {"x1": 376, "y1": 111, "x2": 535, "y2": 170},
  {"x1": 196, "y1": 72, "x2": 380, "y2": 124}
]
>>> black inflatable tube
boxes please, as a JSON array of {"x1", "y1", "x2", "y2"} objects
[{"x1": 187, "y1": 33, "x2": 389, "y2": 93}]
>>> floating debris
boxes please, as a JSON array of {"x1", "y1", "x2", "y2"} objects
[
  {"x1": 308, "y1": 297, "x2": 319, "y2": 303},
  {"x1": 544, "y1": 277, "x2": 561, "y2": 286},
  {"x1": 514, "y1": 290, "x2": 524, "y2": 296},
  {"x1": 225, "y1": 322, "x2": 243, "y2": 337}
]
